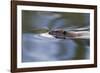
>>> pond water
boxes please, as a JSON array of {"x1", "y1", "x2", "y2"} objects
[
  {"x1": 22, "y1": 33, "x2": 90, "y2": 62},
  {"x1": 22, "y1": 11, "x2": 90, "y2": 62}
]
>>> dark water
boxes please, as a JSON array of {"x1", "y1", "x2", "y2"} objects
[{"x1": 22, "y1": 11, "x2": 90, "y2": 62}]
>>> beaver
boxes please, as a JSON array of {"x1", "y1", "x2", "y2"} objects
[{"x1": 49, "y1": 30, "x2": 82, "y2": 39}]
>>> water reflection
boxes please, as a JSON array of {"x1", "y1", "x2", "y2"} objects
[
  {"x1": 22, "y1": 11, "x2": 90, "y2": 62},
  {"x1": 22, "y1": 33, "x2": 77, "y2": 62}
]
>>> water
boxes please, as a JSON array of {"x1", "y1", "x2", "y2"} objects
[
  {"x1": 22, "y1": 33, "x2": 89, "y2": 62},
  {"x1": 22, "y1": 11, "x2": 90, "y2": 62}
]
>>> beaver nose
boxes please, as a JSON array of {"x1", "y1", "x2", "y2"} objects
[{"x1": 49, "y1": 31, "x2": 52, "y2": 35}]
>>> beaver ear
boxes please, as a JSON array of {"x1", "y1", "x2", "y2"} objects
[{"x1": 63, "y1": 31, "x2": 66, "y2": 35}]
